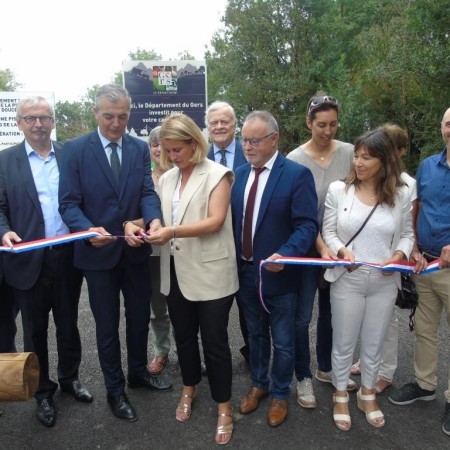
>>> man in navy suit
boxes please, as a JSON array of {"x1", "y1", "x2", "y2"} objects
[
  {"x1": 0, "y1": 96, "x2": 92, "y2": 427},
  {"x1": 231, "y1": 111, "x2": 318, "y2": 427},
  {"x1": 206, "y1": 100, "x2": 249, "y2": 364},
  {"x1": 58, "y1": 84, "x2": 172, "y2": 423}
]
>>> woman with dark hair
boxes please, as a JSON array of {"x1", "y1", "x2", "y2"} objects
[
  {"x1": 287, "y1": 92, "x2": 355, "y2": 409},
  {"x1": 322, "y1": 128, "x2": 416, "y2": 430}
]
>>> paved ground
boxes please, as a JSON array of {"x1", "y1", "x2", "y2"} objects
[{"x1": 1, "y1": 281, "x2": 449, "y2": 449}]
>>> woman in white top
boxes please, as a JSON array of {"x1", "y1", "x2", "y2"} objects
[
  {"x1": 322, "y1": 128, "x2": 415, "y2": 431},
  {"x1": 147, "y1": 113, "x2": 238, "y2": 445}
]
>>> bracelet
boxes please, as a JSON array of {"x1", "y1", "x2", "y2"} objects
[
  {"x1": 123, "y1": 221, "x2": 135, "y2": 229},
  {"x1": 172, "y1": 225, "x2": 176, "y2": 239}
]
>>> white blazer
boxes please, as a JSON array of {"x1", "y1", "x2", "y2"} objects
[
  {"x1": 158, "y1": 159, "x2": 239, "y2": 301},
  {"x1": 322, "y1": 181, "x2": 414, "y2": 288}
]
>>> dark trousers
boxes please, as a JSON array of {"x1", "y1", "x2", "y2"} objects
[
  {"x1": 166, "y1": 259, "x2": 233, "y2": 404},
  {"x1": 0, "y1": 280, "x2": 19, "y2": 352},
  {"x1": 83, "y1": 254, "x2": 152, "y2": 396},
  {"x1": 13, "y1": 245, "x2": 83, "y2": 400}
]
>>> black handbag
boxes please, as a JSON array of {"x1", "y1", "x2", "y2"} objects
[{"x1": 395, "y1": 273, "x2": 418, "y2": 331}]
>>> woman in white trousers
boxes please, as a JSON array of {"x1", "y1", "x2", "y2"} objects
[{"x1": 322, "y1": 128, "x2": 418, "y2": 431}]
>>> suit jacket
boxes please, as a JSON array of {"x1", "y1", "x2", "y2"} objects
[
  {"x1": 231, "y1": 153, "x2": 319, "y2": 296},
  {"x1": 322, "y1": 181, "x2": 414, "y2": 288},
  {"x1": 58, "y1": 130, "x2": 161, "y2": 271},
  {"x1": 0, "y1": 141, "x2": 64, "y2": 289},
  {"x1": 207, "y1": 139, "x2": 247, "y2": 171},
  {"x1": 159, "y1": 159, "x2": 238, "y2": 300}
]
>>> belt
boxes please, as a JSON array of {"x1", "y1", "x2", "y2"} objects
[
  {"x1": 241, "y1": 259, "x2": 253, "y2": 265},
  {"x1": 422, "y1": 252, "x2": 439, "y2": 263}
]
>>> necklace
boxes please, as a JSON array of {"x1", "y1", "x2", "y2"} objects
[{"x1": 320, "y1": 156, "x2": 325, "y2": 161}]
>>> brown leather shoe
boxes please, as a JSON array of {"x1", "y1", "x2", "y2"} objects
[
  {"x1": 267, "y1": 398, "x2": 288, "y2": 427},
  {"x1": 239, "y1": 387, "x2": 269, "y2": 414}
]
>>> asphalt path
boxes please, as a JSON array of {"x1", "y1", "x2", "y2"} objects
[{"x1": 1, "y1": 281, "x2": 449, "y2": 449}]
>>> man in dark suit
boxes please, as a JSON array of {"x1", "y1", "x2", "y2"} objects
[
  {"x1": 58, "y1": 84, "x2": 172, "y2": 423},
  {"x1": 231, "y1": 110, "x2": 318, "y2": 427},
  {"x1": 0, "y1": 258, "x2": 18, "y2": 353},
  {"x1": 206, "y1": 100, "x2": 247, "y2": 170},
  {"x1": 206, "y1": 101, "x2": 249, "y2": 364},
  {"x1": 0, "y1": 96, "x2": 92, "y2": 427}
]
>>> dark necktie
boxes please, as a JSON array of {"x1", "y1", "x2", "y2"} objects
[
  {"x1": 219, "y1": 149, "x2": 227, "y2": 166},
  {"x1": 109, "y1": 142, "x2": 120, "y2": 184},
  {"x1": 242, "y1": 167, "x2": 265, "y2": 260}
]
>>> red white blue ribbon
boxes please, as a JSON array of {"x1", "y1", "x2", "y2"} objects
[
  {"x1": 257, "y1": 256, "x2": 441, "y2": 313},
  {"x1": 0, "y1": 231, "x2": 100, "y2": 253},
  {"x1": 0, "y1": 229, "x2": 151, "y2": 254}
]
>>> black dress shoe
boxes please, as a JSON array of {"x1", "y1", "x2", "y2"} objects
[
  {"x1": 128, "y1": 374, "x2": 173, "y2": 391},
  {"x1": 36, "y1": 398, "x2": 56, "y2": 427},
  {"x1": 107, "y1": 393, "x2": 137, "y2": 422},
  {"x1": 60, "y1": 379, "x2": 94, "y2": 403}
]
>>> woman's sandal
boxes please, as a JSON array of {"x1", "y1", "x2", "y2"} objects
[
  {"x1": 148, "y1": 354, "x2": 169, "y2": 375},
  {"x1": 357, "y1": 388, "x2": 385, "y2": 428},
  {"x1": 374, "y1": 377, "x2": 392, "y2": 394},
  {"x1": 351, "y1": 360, "x2": 361, "y2": 376},
  {"x1": 176, "y1": 387, "x2": 197, "y2": 422},
  {"x1": 215, "y1": 407, "x2": 233, "y2": 445},
  {"x1": 333, "y1": 393, "x2": 351, "y2": 431}
]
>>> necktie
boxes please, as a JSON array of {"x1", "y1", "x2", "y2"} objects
[
  {"x1": 109, "y1": 142, "x2": 121, "y2": 184},
  {"x1": 242, "y1": 167, "x2": 265, "y2": 260},
  {"x1": 219, "y1": 149, "x2": 227, "y2": 166}
]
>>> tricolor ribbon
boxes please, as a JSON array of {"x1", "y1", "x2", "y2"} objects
[{"x1": 257, "y1": 256, "x2": 441, "y2": 313}]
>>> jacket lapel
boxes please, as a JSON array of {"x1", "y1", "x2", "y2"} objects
[
  {"x1": 15, "y1": 144, "x2": 43, "y2": 219},
  {"x1": 256, "y1": 153, "x2": 283, "y2": 230}
]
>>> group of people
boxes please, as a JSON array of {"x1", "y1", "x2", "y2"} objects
[{"x1": 0, "y1": 85, "x2": 449, "y2": 444}]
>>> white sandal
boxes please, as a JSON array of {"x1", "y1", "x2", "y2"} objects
[
  {"x1": 357, "y1": 388, "x2": 385, "y2": 428},
  {"x1": 333, "y1": 392, "x2": 351, "y2": 431}
]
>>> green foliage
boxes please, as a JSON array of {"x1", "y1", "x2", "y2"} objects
[
  {"x1": 206, "y1": 0, "x2": 450, "y2": 171},
  {"x1": 0, "y1": 68, "x2": 21, "y2": 91}
]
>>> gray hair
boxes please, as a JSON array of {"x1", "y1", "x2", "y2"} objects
[
  {"x1": 204, "y1": 101, "x2": 236, "y2": 126},
  {"x1": 244, "y1": 110, "x2": 279, "y2": 133},
  {"x1": 148, "y1": 126, "x2": 161, "y2": 146},
  {"x1": 16, "y1": 96, "x2": 54, "y2": 121},
  {"x1": 95, "y1": 84, "x2": 131, "y2": 111}
]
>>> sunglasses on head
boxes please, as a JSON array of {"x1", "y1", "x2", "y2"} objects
[{"x1": 308, "y1": 96, "x2": 338, "y2": 113}]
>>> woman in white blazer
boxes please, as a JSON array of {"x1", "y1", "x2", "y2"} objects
[
  {"x1": 147, "y1": 113, "x2": 238, "y2": 445},
  {"x1": 322, "y1": 128, "x2": 414, "y2": 431}
]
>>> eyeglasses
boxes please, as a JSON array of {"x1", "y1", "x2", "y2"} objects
[
  {"x1": 208, "y1": 119, "x2": 233, "y2": 128},
  {"x1": 308, "y1": 96, "x2": 338, "y2": 112},
  {"x1": 242, "y1": 132, "x2": 275, "y2": 146},
  {"x1": 20, "y1": 115, "x2": 53, "y2": 125}
]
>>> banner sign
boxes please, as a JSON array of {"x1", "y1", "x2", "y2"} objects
[{"x1": 123, "y1": 60, "x2": 207, "y2": 140}]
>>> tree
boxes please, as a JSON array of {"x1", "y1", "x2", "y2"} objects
[{"x1": 0, "y1": 68, "x2": 21, "y2": 91}]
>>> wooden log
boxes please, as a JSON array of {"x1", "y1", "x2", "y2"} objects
[{"x1": 0, "y1": 353, "x2": 39, "y2": 402}]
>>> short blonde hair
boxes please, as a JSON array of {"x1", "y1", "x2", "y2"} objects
[{"x1": 159, "y1": 114, "x2": 208, "y2": 169}]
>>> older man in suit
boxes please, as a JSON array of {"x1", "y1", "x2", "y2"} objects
[
  {"x1": 231, "y1": 110, "x2": 318, "y2": 427},
  {"x1": 206, "y1": 100, "x2": 249, "y2": 364},
  {"x1": 0, "y1": 96, "x2": 92, "y2": 427},
  {"x1": 58, "y1": 84, "x2": 172, "y2": 423}
]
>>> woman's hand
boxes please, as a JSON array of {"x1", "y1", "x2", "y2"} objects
[
  {"x1": 409, "y1": 249, "x2": 428, "y2": 273},
  {"x1": 146, "y1": 227, "x2": 174, "y2": 246}
]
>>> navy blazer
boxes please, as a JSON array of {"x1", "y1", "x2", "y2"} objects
[
  {"x1": 231, "y1": 153, "x2": 319, "y2": 296},
  {"x1": 0, "y1": 141, "x2": 64, "y2": 289},
  {"x1": 207, "y1": 139, "x2": 247, "y2": 171},
  {"x1": 58, "y1": 130, "x2": 161, "y2": 271}
]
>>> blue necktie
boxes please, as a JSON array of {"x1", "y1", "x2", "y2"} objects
[{"x1": 109, "y1": 142, "x2": 120, "y2": 184}]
